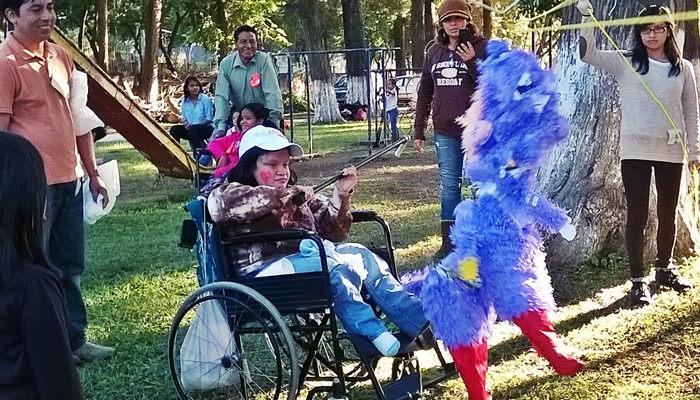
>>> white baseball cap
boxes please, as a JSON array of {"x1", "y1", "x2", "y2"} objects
[{"x1": 238, "y1": 125, "x2": 303, "y2": 159}]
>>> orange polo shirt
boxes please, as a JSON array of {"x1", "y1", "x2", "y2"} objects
[{"x1": 0, "y1": 33, "x2": 79, "y2": 185}]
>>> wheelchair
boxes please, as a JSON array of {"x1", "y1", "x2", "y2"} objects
[{"x1": 169, "y1": 192, "x2": 457, "y2": 400}]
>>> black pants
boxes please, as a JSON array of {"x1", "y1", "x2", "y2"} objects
[
  {"x1": 169, "y1": 123, "x2": 214, "y2": 156},
  {"x1": 621, "y1": 159, "x2": 683, "y2": 278}
]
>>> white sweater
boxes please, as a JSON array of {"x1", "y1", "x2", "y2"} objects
[{"x1": 580, "y1": 17, "x2": 700, "y2": 163}]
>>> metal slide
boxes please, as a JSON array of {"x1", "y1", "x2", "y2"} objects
[{"x1": 51, "y1": 28, "x2": 195, "y2": 179}]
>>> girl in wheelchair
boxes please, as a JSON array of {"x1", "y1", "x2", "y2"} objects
[{"x1": 207, "y1": 125, "x2": 428, "y2": 356}]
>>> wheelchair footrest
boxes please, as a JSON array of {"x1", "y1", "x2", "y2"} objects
[{"x1": 384, "y1": 371, "x2": 422, "y2": 400}]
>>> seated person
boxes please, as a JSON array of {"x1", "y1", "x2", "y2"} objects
[
  {"x1": 207, "y1": 126, "x2": 428, "y2": 356},
  {"x1": 208, "y1": 102, "x2": 270, "y2": 179},
  {"x1": 169, "y1": 76, "x2": 214, "y2": 157}
]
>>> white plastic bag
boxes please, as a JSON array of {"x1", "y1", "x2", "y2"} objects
[
  {"x1": 180, "y1": 295, "x2": 239, "y2": 390},
  {"x1": 83, "y1": 160, "x2": 120, "y2": 224},
  {"x1": 69, "y1": 69, "x2": 104, "y2": 136}
]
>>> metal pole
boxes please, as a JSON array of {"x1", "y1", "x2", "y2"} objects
[
  {"x1": 304, "y1": 55, "x2": 312, "y2": 154},
  {"x1": 365, "y1": 49, "x2": 372, "y2": 155},
  {"x1": 287, "y1": 54, "x2": 294, "y2": 141}
]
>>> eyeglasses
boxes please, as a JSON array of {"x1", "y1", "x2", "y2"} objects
[{"x1": 640, "y1": 26, "x2": 668, "y2": 35}]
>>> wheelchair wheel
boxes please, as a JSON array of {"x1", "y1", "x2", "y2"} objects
[{"x1": 169, "y1": 282, "x2": 299, "y2": 400}]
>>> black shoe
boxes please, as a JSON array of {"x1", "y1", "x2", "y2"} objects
[
  {"x1": 630, "y1": 281, "x2": 653, "y2": 306},
  {"x1": 655, "y1": 267, "x2": 693, "y2": 293},
  {"x1": 432, "y1": 220, "x2": 454, "y2": 262}
]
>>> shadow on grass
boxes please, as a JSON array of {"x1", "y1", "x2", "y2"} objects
[{"x1": 492, "y1": 306, "x2": 700, "y2": 399}]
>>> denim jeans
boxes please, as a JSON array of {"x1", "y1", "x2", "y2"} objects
[
  {"x1": 44, "y1": 181, "x2": 87, "y2": 351},
  {"x1": 254, "y1": 242, "x2": 427, "y2": 341},
  {"x1": 435, "y1": 133, "x2": 465, "y2": 220},
  {"x1": 387, "y1": 108, "x2": 399, "y2": 141}
]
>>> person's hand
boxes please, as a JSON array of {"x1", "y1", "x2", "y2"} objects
[
  {"x1": 413, "y1": 139, "x2": 426, "y2": 154},
  {"x1": 213, "y1": 130, "x2": 226, "y2": 139},
  {"x1": 298, "y1": 186, "x2": 315, "y2": 202},
  {"x1": 455, "y1": 42, "x2": 476, "y2": 63},
  {"x1": 559, "y1": 221, "x2": 577, "y2": 241},
  {"x1": 336, "y1": 166, "x2": 358, "y2": 194},
  {"x1": 576, "y1": 0, "x2": 593, "y2": 16},
  {"x1": 89, "y1": 174, "x2": 109, "y2": 208}
]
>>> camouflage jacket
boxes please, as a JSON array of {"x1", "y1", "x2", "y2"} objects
[{"x1": 208, "y1": 182, "x2": 353, "y2": 276}]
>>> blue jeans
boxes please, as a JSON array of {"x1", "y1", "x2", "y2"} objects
[
  {"x1": 254, "y1": 242, "x2": 427, "y2": 341},
  {"x1": 435, "y1": 133, "x2": 464, "y2": 220},
  {"x1": 44, "y1": 181, "x2": 86, "y2": 351},
  {"x1": 387, "y1": 108, "x2": 399, "y2": 141}
]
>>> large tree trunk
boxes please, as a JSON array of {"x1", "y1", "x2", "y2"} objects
[
  {"x1": 341, "y1": 0, "x2": 369, "y2": 106},
  {"x1": 96, "y1": 0, "x2": 108, "y2": 71},
  {"x1": 482, "y1": 0, "x2": 492, "y2": 39},
  {"x1": 393, "y1": 15, "x2": 407, "y2": 73},
  {"x1": 211, "y1": 0, "x2": 230, "y2": 62},
  {"x1": 673, "y1": 0, "x2": 700, "y2": 256},
  {"x1": 297, "y1": 0, "x2": 342, "y2": 123},
  {"x1": 140, "y1": 0, "x2": 162, "y2": 104},
  {"x1": 543, "y1": 1, "x2": 698, "y2": 275},
  {"x1": 410, "y1": 0, "x2": 426, "y2": 69}
]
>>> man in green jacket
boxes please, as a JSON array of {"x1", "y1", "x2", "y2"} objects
[{"x1": 213, "y1": 25, "x2": 284, "y2": 134}]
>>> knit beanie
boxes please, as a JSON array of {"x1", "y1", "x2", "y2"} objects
[{"x1": 438, "y1": 0, "x2": 473, "y2": 23}]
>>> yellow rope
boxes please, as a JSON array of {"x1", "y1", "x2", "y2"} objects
[
  {"x1": 525, "y1": 10, "x2": 699, "y2": 33},
  {"x1": 527, "y1": 0, "x2": 577, "y2": 22}
]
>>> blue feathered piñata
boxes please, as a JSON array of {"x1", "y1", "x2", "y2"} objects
[{"x1": 416, "y1": 40, "x2": 584, "y2": 399}]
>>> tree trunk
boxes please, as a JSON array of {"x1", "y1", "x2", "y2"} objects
[
  {"x1": 295, "y1": 0, "x2": 342, "y2": 123},
  {"x1": 673, "y1": 0, "x2": 700, "y2": 256},
  {"x1": 410, "y1": 0, "x2": 426, "y2": 69},
  {"x1": 423, "y1": 0, "x2": 434, "y2": 51},
  {"x1": 341, "y1": 0, "x2": 369, "y2": 105},
  {"x1": 543, "y1": 1, "x2": 697, "y2": 275},
  {"x1": 96, "y1": 0, "x2": 108, "y2": 71},
  {"x1": 211, "y1": 0, "x2": 230, "y2": 62},
  {"x1": 393, "y1": 15, "x2": 407, "y2": 73},
  {"x1": 482, "y1": 0, "x2": 492, "y2": 39},
  {"x1": 140, "y1": 0, "x2": 162, "y2": 104}
]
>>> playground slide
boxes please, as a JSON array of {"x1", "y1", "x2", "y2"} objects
[{"x1": 50, "y1": 28, "x2": 196, "y2": 179}]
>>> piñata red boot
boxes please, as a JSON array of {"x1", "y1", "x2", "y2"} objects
[
  {"x1": 512, "y1": 309, "x2": 585, "y2": 376},
  {"x1": 450, "y1": 339, "x2": 491, "y2": 400}
]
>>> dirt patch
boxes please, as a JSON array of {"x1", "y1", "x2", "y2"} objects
[{"x1": 293, "y1": 146, "x2": 440, "y2": 202}]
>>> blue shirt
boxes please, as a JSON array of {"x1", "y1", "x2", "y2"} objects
[{"x1": 181, "y1": 93, "x2": 214, "y2": 126}]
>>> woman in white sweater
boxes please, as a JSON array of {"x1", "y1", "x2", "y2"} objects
[{"x1": 577, "y1": 2, "x2": 699, "y2": 306}]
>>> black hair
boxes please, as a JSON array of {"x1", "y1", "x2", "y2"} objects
[
  {"x1": 236, "y1": 102, "x2": 270, "y2": 130},
  {"x1": 183, "y1": 75, "x2": 203, "y2": 98},
  {"x1": 226, "y1": 146, "x2": 298, "y2": 187},
  {"x1": 632, "y1": 5, "x2": 682, "y2": 77},
  {"x1": 0, "y1": 131, "x2": 52, "y2": 290},
  {"x1": 1, "y1": 0, "x2": 30, "y2": 17},
  {"x1": 234, "y1": 25, "x2": 257, "y2": 43}
]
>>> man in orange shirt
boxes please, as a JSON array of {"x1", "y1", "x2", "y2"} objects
[{"x1": 0, "y1": 0, "x2": 114, "y2": 362}]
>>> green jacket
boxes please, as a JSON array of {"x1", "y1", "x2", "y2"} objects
[{"x1": 214, "y1": 51, "x2": 284, "y2": 131}]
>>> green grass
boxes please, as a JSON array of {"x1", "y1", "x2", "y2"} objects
[{"x1": 79, "y1": 131, "x2": 700, "y2": 399}]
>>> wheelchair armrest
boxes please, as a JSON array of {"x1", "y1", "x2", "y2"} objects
[
  {"x1": 222, "y1": 229, "x2": 320, "y2": 246},
  {"x1": 351, "y1": 210, "x2": 378, "y2": 223}
]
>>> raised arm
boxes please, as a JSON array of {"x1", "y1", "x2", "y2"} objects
[{"x1": 577, "y1": 0, "x2": 625, "y2": 75}]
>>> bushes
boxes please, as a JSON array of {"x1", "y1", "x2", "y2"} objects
[{"x1": 284, "y1": 92, "x2": 312, "y2": 112}]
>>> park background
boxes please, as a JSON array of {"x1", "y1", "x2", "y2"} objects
[{"x1": 3, "y1": 0, "x2": 700, "y2": 397}]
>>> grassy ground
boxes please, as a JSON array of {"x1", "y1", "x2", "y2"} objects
[{"x1": 80, "y1": 121, "x2": 700, "y2": 399}]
